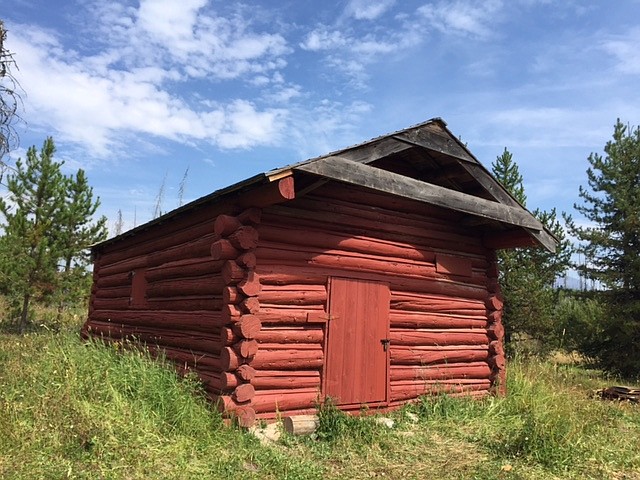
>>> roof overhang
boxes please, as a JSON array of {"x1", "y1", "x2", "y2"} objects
[
  {"x1": 294, "y1": 156, "x2": 556, "y2": 252},
  {"x1": 94, "y1": 118, "x2": 558, "y2": 253}
]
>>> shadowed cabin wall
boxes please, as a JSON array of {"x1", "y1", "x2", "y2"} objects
[
  {"x1": 251, "y1": 182, "x2": 505, "y2": 418},
  {"x1": 83, "y1": 199, "x2": 265, "y2": 425}
]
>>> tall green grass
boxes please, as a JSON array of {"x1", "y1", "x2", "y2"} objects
[
  {"x1": 0, "y1": 332, "x2": 323, "y2": 479},
  {"x1": 1, "y1": 327, "x2": 638, "y2": 479},
  {"x1": 409, "y1": 360, "x2": 640, "y2": 477}
]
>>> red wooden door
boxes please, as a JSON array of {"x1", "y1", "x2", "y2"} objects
[{"x1": 324, "y1": 277, "x2": 390, "y2": 406}]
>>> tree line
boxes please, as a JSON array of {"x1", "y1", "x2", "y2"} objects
[{"x1": 492, "y1": 120, "x2": 640, "y2": 378}]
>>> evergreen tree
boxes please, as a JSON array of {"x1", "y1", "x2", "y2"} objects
[
  {"x1": 0, "y1": 138, "x2": 66, "y2": 332},
  {"x1": 567, "y1": 119, "x2": 640, "y2": 377},
  {"x1": 56, "y1": 169, "x2": 107, "y2": 307},
  {"x1": 569, "y1": 119, "x2": 640, "y2": 292},
  {"x1": 0, "y1": 137, "x2": 106, "y2": 332},
  {"x1": 492, "y1": 148, "x2": 572, "y2": 354},
  {"x1": 492, "y1": 148, "x2": 526, "y2": 205}
]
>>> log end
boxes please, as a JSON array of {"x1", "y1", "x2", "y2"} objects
[
  {"x1": 283, "y1": 414, "x2": 319, "y2": 435},
  {"x1": 237, "y1": 339, "x2": 259, "y2": 358},
  {"x1": 232, "y1": 314, "x2": 262, "y2": 339},
  {"x1": 235, "y1": 406, "x2": 257, "y2": 428},
  {"x1": 238, "y1": 273, "x2": 262, "y2": 297},
  {"x1": 232, "y1": 383, "x2": 256, "y2": 403},
  {"x1": 236, "y1": 364, "x2": 257, "y2": 381}
]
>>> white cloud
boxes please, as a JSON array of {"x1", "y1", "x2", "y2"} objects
[
  {"x1": 300, "y1": 12, "x2": 425, "y2": 88},
  {"x1": 214, "y1": 100, "x2": 286, "y2": 149},
  {"x1": 263, "y1": 85, "x2": 302, "y2": 103},
  {"x1": 137, "y1": 0, "x2": 208, "y2": 50},
  {"x1": 417, "y1": 0, "x2": 503, "y2": 39},
  {"x1": 5, "y1": 1, "x2": 294, "y2": 157},
  {"x1": 475, "y1": 107, "x2": 610, "y2": 148},
  {"x1": 88, "y1": 0, "x2": 291, "y2": 80},
  {"x1": 286, "y1": 99, "x2": 374, "y2": 158},
  {"x1": 300, "y1": 28, "x2": 347, "y2": 51},
  {"x1": 344, "y1": 0, "x2": 396, "y2": 20},
  {"x1": 601, "y1": 28, "x2": 640, "y2": 75}
]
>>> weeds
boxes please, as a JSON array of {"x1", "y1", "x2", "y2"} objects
[
  {"x1": 315, "y1": 399, "x2": 379, "y2": 443},
  {"x1": 409, "y1": 359, "x2": 640, "y2": 477},
  {"x1": 0, "y1": 328, "x2": 639, "y2": 479}
]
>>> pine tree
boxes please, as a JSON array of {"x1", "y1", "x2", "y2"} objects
[
  {"x1": 569, "y1": 119, "x2": 640, "y2": 292},
  {"x1": 0, "y1": 138, "x2": 66, "y2": 332},
  {"x1": 492, "y1": 148, "x2": 572, "y2": 354},
  {"x1": 0, "y1": 137, "x2": 106, "y2": 331},
  {"x1": 56, "y1": 169, "x2": 107, "y2": 308},
  {"x1": 567, "y1": 119, "x2": 640, "y2": 377},
  {"x1": 492, "y1": 148, "x2": 527, "y2": 205}
]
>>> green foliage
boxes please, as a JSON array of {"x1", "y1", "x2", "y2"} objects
[
  {"x1": 315, "y1": 398, "x2": 379, "y2": 443},
  {"x1": 492, "y1": 148, "x2": 527, "y2": 205},
  {"x1": 491, "y1": 149, "x2": 572, "y2": 355},
  {"x1": 55, "y1": 168, "x2": 107, "y2": 309},
  {"x1": 569, "y1": 119, "x2": 640, "y2": 292},
  {"x1": 0, "y1": 138, "x2": 106, "y2": 332},
  {"x1": 1, "y1": 328, "x2": 640, "y2": 478},
  {"x1": 412, "y1": 360, "x2": 640, "y2": 475},
  {"x1": 568, "y1": 119, "x2": 640, "y2": 378},
  {"x1": 553, "y1": 291, "x2": 604, "y2": 354},
  {"x1": 0, "y1": 330, "x2": 324, "y2": 479},
  {"x1": 0, "y1": 138, "x2": 66, "y2": 331},
  {"x1": 584, "y1": 291, "x2": 640, "y2": 379}
]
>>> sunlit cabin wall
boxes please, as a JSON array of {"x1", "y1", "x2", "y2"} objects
[{"x1": 250, "y1": 183, "x2": 505, "y2": 419}]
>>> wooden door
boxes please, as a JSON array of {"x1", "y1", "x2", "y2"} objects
[{"x1": 324, "y1": 277, "x2": 390, "y2": 406}]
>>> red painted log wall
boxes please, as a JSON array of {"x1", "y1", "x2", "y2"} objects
[
  {"x1": 249, "y1": 183, "x2": 501, "y2": 419},
  {"x1": 84, "y1": 180, "x2": 506, "y2": 425}
]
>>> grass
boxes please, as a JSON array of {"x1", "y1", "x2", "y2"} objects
[{"x1": 0, "y1": 318, "x2": 639, "y2": 479}]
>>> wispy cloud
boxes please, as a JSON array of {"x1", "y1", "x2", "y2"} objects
[
  {"x1": 343, "y1": 0, "x2": 396, "y2": 21},
  {"x1": 84, "y1": 0, "x2": 291, "y2": 80},
  {"x1": 417, "y1": 0, "x2": 503, "y2": 39},
  {"x1": 286, "y1": 99, "x2": 374, "y2": 158},
  {"x1": 300, "y1": 27, "x2": 348, "y2": 51},
  {"x1": 7, "y1": 1, "x2": 293, "y2": 157},
  {"x1": 469, "y1": 106, "x2": 612, "y2": 149},
  {"x1": 300, "y1": 10, "x2": 425, "y2": 88},
  {"x1": 601, "y1": 28, "x2": 640, "y2": 75},
  {"x1": 300, "y1": 0, "x2": 506, "y2": 88}
]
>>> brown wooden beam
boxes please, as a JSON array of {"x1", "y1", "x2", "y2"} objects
[
  {"x1": 523, "y1": 227, "x2": 557, "y2": 253},
  {"x1": 484, "y1": 226, "x2": 557, "y2": 253},
  {"x1": 295, "y1": 156, "x2": 545, "y2": 231},
  {"x1": 483, "y1": 229, "x2": 539, "y2": 249},
  {"x1": 237, "y1": 176, "x2": 295, "y2": 208},
  {"x1": 338, "y1": 137, "x2": 413, "y2": 164},
  {"x1": 390, "y1": 130, "x2": 558, "y2": 253},
  {"x1": 393, "y1": 127, "x2": 475, "y2": 163}
]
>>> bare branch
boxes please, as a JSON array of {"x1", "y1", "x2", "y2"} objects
[{"x1": 0, "y1": 20, "x2": 23, "y2": 164}]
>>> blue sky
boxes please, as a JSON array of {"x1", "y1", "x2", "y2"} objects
[{"x1": 3, "y1": 0, "x2": 640, "y2": 235}]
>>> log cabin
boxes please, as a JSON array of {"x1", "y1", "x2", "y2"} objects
[{"x1": 83, "y1": 118, "x2": 557, "y2": 427}]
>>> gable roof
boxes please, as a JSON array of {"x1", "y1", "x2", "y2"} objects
[{"x1": 95, "y1": 117, "x2": 557, "y2": 253}]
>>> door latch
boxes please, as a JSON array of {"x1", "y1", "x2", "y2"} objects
[{"x1": 380, "y1": 339, "x2": 391, "y2": 352}]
